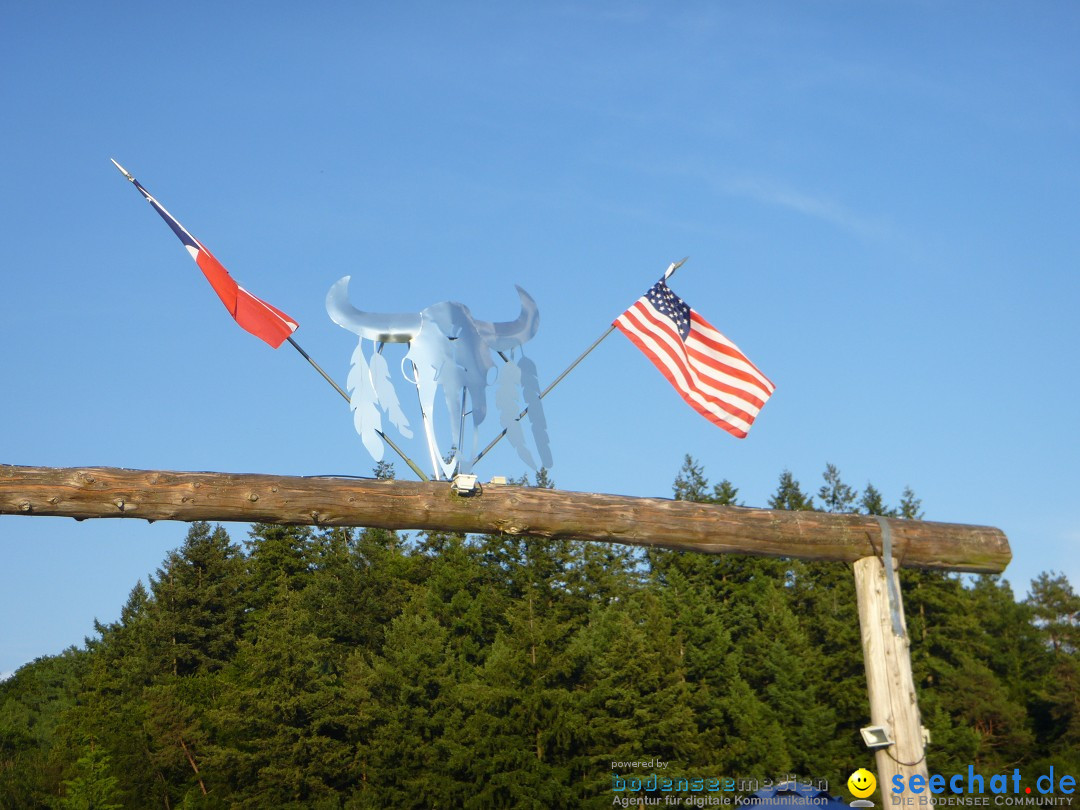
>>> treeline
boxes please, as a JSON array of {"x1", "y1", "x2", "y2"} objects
[{"x1": 0, "y1": 459, "x2": 1077, "y2": 808}]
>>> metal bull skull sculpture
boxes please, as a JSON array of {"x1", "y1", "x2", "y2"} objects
[{"x1": 326, "y1": 276, "x2": 552, "y2": 479}]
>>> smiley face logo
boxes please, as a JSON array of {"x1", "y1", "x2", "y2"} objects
[{"x1": 848, "y1": 768, "x2": 877, "y2": 799}]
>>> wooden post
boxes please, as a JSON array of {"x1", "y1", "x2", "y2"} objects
[{"x1": 854, "y1": 555, "x2": 930, "y2": 805}]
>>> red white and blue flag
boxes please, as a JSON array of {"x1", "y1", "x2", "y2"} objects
[
  {"x1": 614, "y1": 273, "x2": 775, "y2": 438},
  {"x1": 112, "y1": 159, "x2": 298, "y2": 349}
]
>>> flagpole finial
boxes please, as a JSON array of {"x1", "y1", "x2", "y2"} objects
[
  {"x1": 664, "y1": 256, "x2": 689, "y2": 279},
  {"x1": 110, "y1": 158, "x2": 135, "y2": 183}
]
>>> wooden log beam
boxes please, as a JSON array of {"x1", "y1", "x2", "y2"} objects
[{"x1": 0, "y1": 464, "x2": 1010, "y2": 573}]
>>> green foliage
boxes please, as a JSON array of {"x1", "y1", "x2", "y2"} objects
[
  {"x1": 58, "y1": 739, "x2": 123, "y2": 810},
  {"x1": 673, "y1": 454, "x2": 741, "y2": 505},
  {"x1": 1027, "y1": 572, "x2": 1080, "y2": 654},
  {"x1": 0, "y1": 648, "x2": 86, "y2": 807},
  {"x1": 673, "y1": 454, "x2": 711, "y2": 502},
  {"x1": 2, "y1": 460, "x2": 1076, "y2": 806},
  {"x1": 859, "y1": 483, "x2": 896, "y2": 517},
  {"x1": 1024, "y1": 573, "x2": 1080, "y2": 771},
  {"x1": 899, "y1": 486, "x2": 924, "y2": 520},
  {"x1": 150, "y1": 522, "x2": 247, "y2": 676},
  {"x1": 768, "y1": 469, "x2": 814, "y2": 511},
  {"x1": 818, "y1": 463, "x2": 857, "y2": 513}
]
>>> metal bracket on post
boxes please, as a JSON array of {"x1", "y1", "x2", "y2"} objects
[{"x1": 875, "y1": 516, "x2": 907, "y2": 638}]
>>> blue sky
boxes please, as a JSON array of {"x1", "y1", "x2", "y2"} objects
[{"x1": 2, "y1": 2, "x2": 1078, "y2": 677}]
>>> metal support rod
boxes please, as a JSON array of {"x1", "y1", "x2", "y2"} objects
[
  {"x1": 471, "y1": 258, "x2": 689, "y2": 468},
  {"x1": 286, "y1": 337, "x2": 430, "y2": 482},
  {"x1": 410, "y1": 360, "x2": 444, "y2": 481},
  {"x1": 288, "y1": 336, "x2": 349, "y2": 401},
  {"x1": 471, "y1": 325, "x2": 614, "y2": 468},
  {"x1": 457, "y1": 387, "x2": 469, "y2": 475}
]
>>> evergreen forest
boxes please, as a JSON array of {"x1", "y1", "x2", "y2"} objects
[{"x1": 1, "y1": 459, "x2": 1077, "y2": 808}]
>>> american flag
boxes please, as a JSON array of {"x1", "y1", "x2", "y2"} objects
[
  {"x1": 614, "y1": 276, "x2": 775, "y2": 438},
  {"x1": 112, "y1": 159, "x2": 299, "y2": 349}
]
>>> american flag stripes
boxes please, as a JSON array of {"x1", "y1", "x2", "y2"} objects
[
  {"x1": 614, "y1": 277, "x2": 775, "y2": 438},
  {"x1": 112, "y1": 160, "x2": 299, "y2": 349}
]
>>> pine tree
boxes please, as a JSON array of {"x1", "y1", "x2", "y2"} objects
[
  {"x1": 301, "y1": 525, "x2": 416, "y2": 656},
  {"x1": 859, "y1": 483, "x2": 896, "y2": 517},
  {"x1": 454, "y1": 471, "x2": 606, "y2": 806},
  {"x1": 902, "y1": 572, "x2": 1039, "y2": 773},
  {"x1": 1027, "y1": 572, "x2": 1080, "y2": 653},
  {"x1": 343, "y1": 592, "x2": 469, "y2": 808},
  {"x1": 141, "y1": 679, "x2": 214, "y2": 804},
  {"x1": 58, "y1": 739, "x2": 123, "y2": 810},
  {"x1": 415, "y1": 532, "x2": 506, "y2": 669},
  {"x1": 712, "y1": 478, "x2": 741, "y2": 506},
  {"x1": 148, "y1": 521, "x2": 247, "y2": 676},
  {"x1": 648, "y1": 549, "x2": 791, "y2": 777},
  {"x1": 673, "y1": 454, "x2": 712, "y2": 502},
  {"x1": 768, "y1": 470, "x2": 815, "y2": 511},
  {"x1": 570, "y1": 593, "x2": 699, "y2": 803},
  {"x1": 673, "y1": 454, "x2": 740, "y2": 505},
  {"x1": 244, "y1": 523, "x2": 316, "y2": 617},
  {"x1": 898, "y1": 486, "x2": 923, "y2": 520},
  {"x1": 789, "y1": 556, "x2": 865, "y2": 781},
  {"x1": 737, "y1": 577, "x2": 839, "y2": 776},
  {"x1": 655, "y1": 458, "x2": 813, "y2": 780},
  {"x1": 67, "y1": 581, "x2": 163, "y2": 807},
  {"x1": 1025, "y1": 573, "x2": 1080, "y2": 770},
  {"x1": 0, "y1": 648, "x2": 87, "y2": 807},
  {"x1": 818, "y1": 463, "x2": 858, "y2": 513},
  {"x1": 456, "y1": 595, "x2": 582, "y2": 808},
  {"x1": 208, "y1": 581, "x2": 353, "y2": 806}
]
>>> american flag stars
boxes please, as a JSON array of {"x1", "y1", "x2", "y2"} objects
[{"x1": 644, "y1": 281, "x2": 692, "y2": 340}]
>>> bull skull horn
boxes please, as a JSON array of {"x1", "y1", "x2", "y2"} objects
[
  {"x1": 326, "y1": 276, "x2": 423, "y2": 343},
  {"x1": 478, "y1": 285, "x2": 540, "y2": 351}
]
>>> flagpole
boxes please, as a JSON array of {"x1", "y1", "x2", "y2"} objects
[
  {"x1": 113, "y1": 158, "x2": 431, "y2": 481},
  {"x1": 286, "y1": 337, "x2": 431, "y2": 482},
  {"x1": 471, "y1": 257, "x2": 688, "y2": 468}
]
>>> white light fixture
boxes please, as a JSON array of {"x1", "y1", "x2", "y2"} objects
[
  {"x1": 451, "y1": 474, "x2": 480, "y2": 495},
  {"x1": 860, "y1": 725, "x2": 894, "y2": 750}
]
